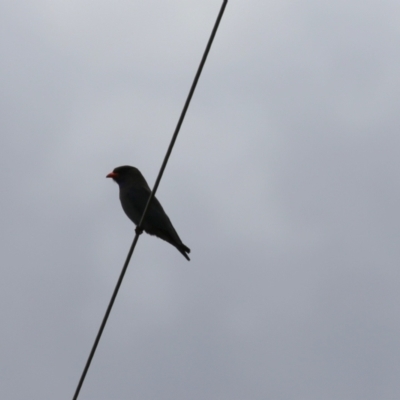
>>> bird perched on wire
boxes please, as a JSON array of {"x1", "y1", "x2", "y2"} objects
[{"x1": 107, "y1": 165, "x2": 191, "y2": 260}]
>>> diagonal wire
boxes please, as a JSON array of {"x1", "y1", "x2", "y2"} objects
[{"x1": 72, "y1": 1, "x2": 228, "y2": 399}]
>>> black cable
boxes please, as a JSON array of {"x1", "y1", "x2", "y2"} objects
[{"x1": 71, "y1": 1, "x2": 228, "y2": 399}]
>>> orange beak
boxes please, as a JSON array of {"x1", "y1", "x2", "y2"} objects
[{"x1": 106, "y1": 172, "x2": 118, "y2": 179}]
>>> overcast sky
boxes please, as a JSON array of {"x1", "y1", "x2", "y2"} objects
[{"x1": 1, "y1": 1, "x2": 400, "y2": 399}]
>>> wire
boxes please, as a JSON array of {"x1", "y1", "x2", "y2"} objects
[{"x1": 71, "y1": 1, "x2": 228, "y2": 399}]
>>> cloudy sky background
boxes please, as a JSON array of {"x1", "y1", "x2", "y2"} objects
[{"x1": 1, "y1": 1, "x2": 400, "y2": 399}]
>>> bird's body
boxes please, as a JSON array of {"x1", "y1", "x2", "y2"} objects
[{"x1": 107, "y1": 165, "x2": 190, "y2": 260}]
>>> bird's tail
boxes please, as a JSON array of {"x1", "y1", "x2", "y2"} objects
[{"x1": 177, "y1": 243, "x2": 191, "y2": 261}]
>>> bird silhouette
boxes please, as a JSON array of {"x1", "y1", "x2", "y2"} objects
[{"x1": 107, "y1": 165, "x2": 190, "y2": 260}]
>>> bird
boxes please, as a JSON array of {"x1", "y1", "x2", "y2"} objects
[{"x1": 106, "y1": 165, "x2": 190, "y2": 260}]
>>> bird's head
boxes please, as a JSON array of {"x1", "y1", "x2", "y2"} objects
[{"x1": 106, "y1": 165, "x2": 144, "y2": 186}]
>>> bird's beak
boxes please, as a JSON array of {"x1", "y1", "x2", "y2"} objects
[{"x1": 106, "y1": 172, "x2": 118, "y2": 179}]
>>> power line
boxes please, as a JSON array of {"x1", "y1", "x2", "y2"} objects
[{"x1": 71, "y1": 2, "x2": 228, "y2": 399}]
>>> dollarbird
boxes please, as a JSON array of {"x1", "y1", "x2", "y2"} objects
[{"x1": 107, "y1": 165, "x2": 190, "y2": 260}]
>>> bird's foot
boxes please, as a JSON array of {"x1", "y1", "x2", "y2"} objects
[{"x1": 135, "y1": 226, "x2": 144, "y2": 235}]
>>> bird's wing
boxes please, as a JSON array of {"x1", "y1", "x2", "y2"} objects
[
  {"x1": 125, "y1": 185, "x2": 182, "y2": 242},
  {"x1": 124, "y1": 185, "x2": 169, "y2": 223}
]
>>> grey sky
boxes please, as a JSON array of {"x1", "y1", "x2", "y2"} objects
[{"x1": 1, "y1": 1, "x2": 400, "y2": 399}]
